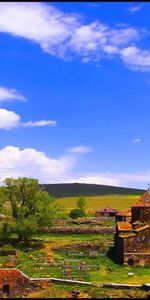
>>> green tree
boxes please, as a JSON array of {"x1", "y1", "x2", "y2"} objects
[
  {"x1": 0, "y1": 221, "x2": 15, "y2": 240},
  {"x1": 70, "y1": 208, "x2": 86, "y2": 219},
  {"x1": 1, "y1": 177, "x2": 59, "y2": 241},
  {"x1": 77, "y1": 196, "x2": 87, "y2": 213}
]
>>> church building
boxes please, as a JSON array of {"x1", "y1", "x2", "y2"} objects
[{"x1": 114, "y1": 186, "x2": 150, "y2": 266}]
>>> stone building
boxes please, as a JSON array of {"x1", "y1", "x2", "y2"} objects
[
  {"x1": 0, "y1": 269, "x2": 30, "y2": 297},
  {"x1": 95, "y1": 207, "x2": 118, "y2": 218},
  {"x1": 114, "y1": 188, "x2": 150, "y2": 266}
]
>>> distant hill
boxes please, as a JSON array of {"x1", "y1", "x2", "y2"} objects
[{"x1": 42, "y1": 183, "x2": 145, "y2": 198}]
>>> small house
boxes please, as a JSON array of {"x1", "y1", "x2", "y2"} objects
[{"x1": 95, "y1": 207, "x2": 118, "y2": 218}]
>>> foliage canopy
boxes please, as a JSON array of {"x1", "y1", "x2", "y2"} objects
[{"x1": 0, "y1": 177, "x2": 59, "y2": 240}]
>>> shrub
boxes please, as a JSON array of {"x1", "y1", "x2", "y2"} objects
[
  {"x1": 2, "y1": 244, "x2": 14, "y2": 251},
  {"x1": 70, "y1": 209, "x2": 86, "y2": 219}
]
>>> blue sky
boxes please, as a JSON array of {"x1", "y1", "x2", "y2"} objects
[{"x1": 0, "y1": 2, "x2": 150, "y2": 188}]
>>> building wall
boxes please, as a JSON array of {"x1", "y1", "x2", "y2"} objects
[
  {"x1": 115, "y1": 215, "x2": 131, "y2": 223},
  {"x1": 0, "y1": 269, "x2": 30, "y2": 297},
  {"x1": 123, "y1": 253, "x2": 150, "y2": 266},
  {"x1": 122, "y1": 227, "x2": 150, "y2": 265},
  {"x1": 114, "y1": 234, "x2": 124, "y2": 264},
  {"x1": 95, "y1": 212, "x2": 110, "y2": 217},
  {"x1": 131, "y1": 206, "x2": 150, "y2": 223},
  {"x1": 95, "y1": 212, "x2": 116, "y2": 217}
]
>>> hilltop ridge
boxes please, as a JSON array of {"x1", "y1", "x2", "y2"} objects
[{"x1": 42, "y1": 183, "x2": 145, "y2": 198}]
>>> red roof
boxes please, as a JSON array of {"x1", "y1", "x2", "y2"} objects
[
  {"x1": 116, "y1": 209, "x2": 131, "y2": 217},
  {"x1": 117, "y1": 222, "x2": 132, "y2": 231},
  {"x1": 133, "y1": 191, "x2": 150, "y2": 207}
]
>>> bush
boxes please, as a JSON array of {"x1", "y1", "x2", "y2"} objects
[
  {"x1": 70, "y1": 209, "x2": 86, "y2": 219},
  {"x1": 2, "y1": 244, "x2": 14, "y2": 251}
]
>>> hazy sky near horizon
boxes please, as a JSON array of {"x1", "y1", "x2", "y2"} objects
[{"x1": 0, "y1": 1, "x2": 150, "y2": 189}]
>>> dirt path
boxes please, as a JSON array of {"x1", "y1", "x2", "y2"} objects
[{"x1": 42, "y1": 240, "x2": 71, "y2": 256}]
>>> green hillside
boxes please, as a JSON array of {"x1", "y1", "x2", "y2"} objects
[{"x1": 43, "y1": 183, "x2": 144, "y2": 198}]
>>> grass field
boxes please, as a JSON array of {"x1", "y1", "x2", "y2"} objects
[
  {"x1": 0, "y1": 232, "x2": 149, "y2": 298},
  {"x1": 56, "y1": 194, "x2": 139, "y2": 216},
  {"x1": 0, "y1": 232, "x2": 149, "y2": 286},
  {"x1": 27, "y1": 284, "x2": 147, "y2": 298}
]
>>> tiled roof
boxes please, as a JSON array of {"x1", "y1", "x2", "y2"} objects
[
  {"x1": 132, "y1": 220, "x2": 143, "y2": 225},
  {"x1": 117, "y1": 222, "x2": 132, "y2": 231},
  {"x1": 133, "y1": 191, "x2": 150, "y2": 207},
  {"x1": 134, "y1": 224, "x2": 150, "y2": 232},
  {"x1": 116, "y1": 209, "x2": 131, "y2": 217},
  {"x1": 119, "y1": 233, "x2": 136, "y2": 238},
  {"x1": 0, "y1": 268, "x2": 29, "y2": 279}
]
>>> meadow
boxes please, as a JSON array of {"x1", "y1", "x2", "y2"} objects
[
  {"x1": 0, "y1": 192, "x2": 148, "y2": 298},
  {"x1": 56, "y1": 194, "x2": 139, "y2": 216},
  {"x1": 0, "y1": 232, "x2": 149, "y2": 286},
  {"x1": 0, "y1": 231, "x2": 146, "y2": 298}
]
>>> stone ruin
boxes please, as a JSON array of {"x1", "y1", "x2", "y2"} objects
[{"x1": 0, "y1": 268, "x2": 31, "y2": 297}]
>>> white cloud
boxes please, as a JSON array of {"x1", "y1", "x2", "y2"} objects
[
  {"x1": 128, "y1": 5, "x2": 143, "y2": 14},
  {"x1": 67, "y1": 145, "x2": 92, "y2": 154},
  {"x1": 22, "y1": 120, "x2": 57, "y2": 127},
  {"x1": 120, "y1": 46, "x2": 150, "y2": 71},
  {"x1": 67, "y1": 171, "x2": 150, "y2": 189},
  {"x1": 0, "y1": 85, "x2": 57, "y2": 130},
  {"x1": 0, "y1": 87, "x2": 26, "y2": 102},
  {"x1": 0, "y1": 145, "x2": 149, "y2": 188},
  {"x1": 0, "y1": 146, "x2": 75, "y2": 183},
  {"x1": 0, "y1": 108, "x2": 20, "y2": 129},
  {"x1": 0, "y1": 108, "x2": 57, "y2": 130},
  {"x1": 133, "y1": 138, "x2": 142, "y2": 143},
  {"x1": 68, "y1": 175, "x2": 120, "y2": 186},
  {"x1": 0, "y1": 1, "x2": 147, "y2": 71}
]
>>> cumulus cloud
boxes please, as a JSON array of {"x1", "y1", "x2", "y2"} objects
[
  {"x1": 22, "y1": 120, "x2": 57, "y2": 127},
  {"x1": 0, "y1": 87, "x2": 26, "y2": 102},
  {"x1": 133, "y1": 138, "x2": 142, "y2": 143},
  {"x1": 0, "y1": 146, "x2": 75, "y2": 183},
  {"x1": 0, "y1": 145, "x2": 149, "y2": 188},
  {"x1": 67, "y1": 145, "x2": 92, "y2": 154},
  {"x1": 120, "y1": 46, "x2": 150, "y2": 71},
  {"x1": 0, "y1": 108, "x2": 20, "y2": 129},
  {"x1": 0, "y1": 2, "x2": 148, "y2": 71},
  {"x1": 0, "y1": 108, "x2": 57, "y2": 130}
]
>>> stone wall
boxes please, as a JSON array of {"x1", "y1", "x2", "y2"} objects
[
  {"x1": 123, "y1": 226, "x2": 150, "y2": 265},
  {"x1": 0, "y1": 269, "x2": 31, "y2": 297},
  {"x1": 124, "y1": 227, "x2": 150, "y2": 253},
  {"x1": 123, "y1": 253, "x2": 150, "y2": 266},
  {"x1": 131, "y1": 206, "x2": 150, "y2": 223},
  {"x1": 42, "y1": 226, "x2": 114, "y2": 234}
]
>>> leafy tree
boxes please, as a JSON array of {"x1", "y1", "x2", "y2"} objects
[
  {"x1": 17, "y1": 216, "x2": 38, "y2": 241},
  {"x1": 70, "y1": 208, "x2": 86, "y2": 219},
  {"x1": 77, "y1": 196, "x2": 87, "y2": 213},
  {"x1": 0, "y1": 177, "x2": 59, "y2": 241}
]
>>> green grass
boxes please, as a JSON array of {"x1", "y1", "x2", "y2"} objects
[
  {"x1": 34, "y1": 232, "x2": 113, "y2": 243},
  {"x1": 0, "y1": 233, "x2": 148, "y2": 286},
  {"x1": 56, "y1": 194, "x2": 139, "y2": 216},
  {"x1": 27, "y1": 284, "x2": 147, "y2": 298}
]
